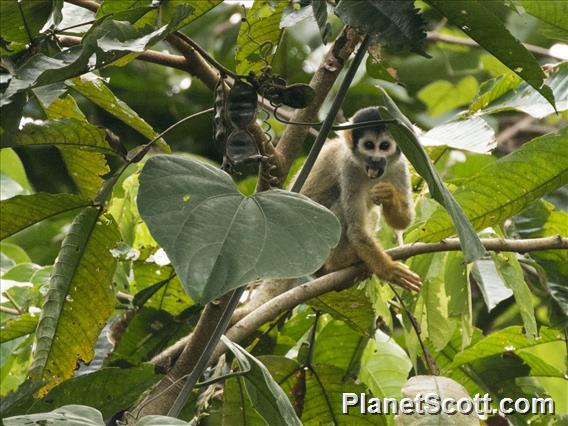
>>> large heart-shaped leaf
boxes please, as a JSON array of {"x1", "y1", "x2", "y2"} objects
[{"x1": 137, "y1": 156, "x2": 340, "y2": 304}]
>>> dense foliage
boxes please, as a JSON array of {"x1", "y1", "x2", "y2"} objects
[{"x1": 1, "y1": 1, "x2": 567, "y2": 425}]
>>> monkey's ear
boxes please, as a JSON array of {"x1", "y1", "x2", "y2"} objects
[{"x1": 343, "y1": 128, "x2": 354, "y2": 149}]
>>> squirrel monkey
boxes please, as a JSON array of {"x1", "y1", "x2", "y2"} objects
[
  {"x1": 232, "y1": 107, "x2": 422, "y2": 326},
  {"x1": 297, "y1": 107, "x2": 422, "y2": 292}
]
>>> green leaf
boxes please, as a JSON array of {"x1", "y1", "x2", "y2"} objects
[
  {"x1": 449, "y1": 326, "x2": 564, "y2": 369},
  {"x1": 419, "y1": 117, "x2": 495, "y2": 154},
  {"x1": 359, "y1": 330, "x2": 412, "y2": 400},
  {"x1": 222, "y1": 336, "x2": 302, "y2": 426},
  {"x1": 29, "y1": 207, "x2": 120, "y2": 393},
  {"x1": 377, "y1": 89, "x2": 485, "y2": 262},
  {"x1": 0, "y1": 193, "x2": 90, "y2": 240},
  {"x1": 0, "y1": 0, "x2": 52, "y2": 45},
  {"x1": 1, "y1": 118, "x2": 114, "y2": 154},
  {"x1": 137, "y1": 156, "x2": 340, "y2": 304},
  {"x1": 445, "y1": 252, "x2": 473, "y2": 348},
  {"x1": 109, "y1": 307, "x2": 198, "y2": 366},
  {"x1": 222, "y1": 376, "x2": 269, "y2": 426},
  {"x1": 0, "y1": 148, "x2": 31, "y2": 192},
  {"x1": 131, "y1": 262, "x2": 192, "y2": 315},
  {"x1": 412, "y1": 128, "x2": 568, "y2": 242},
  {"x1": 27, "y1": 95, "x2": 111, "y2": 201},
  {"x1": 1, "y1": 10, "x2": 194, "y2": 106},
  {"x1": 418, "y1": 76, "x2": 478, "y2": 117},
  {"x1": 302, "y1": 364, "x2": 377, "y2": 425},
  {"x1": 67, "y1": 75, "x2": 169, "y2": 153},
  {"x1": 59, "y1": 149, "x2": 109, "y2": 199},
  {"x1": 313, "y1": 320, "x2": 365, "y2": 371},
  {"x1": 3, "y1": 405, "x2": 104, "y2": 426},
  {"x1": 519, "y1": 1, "x2": 568, "y2": 41},
  {"x1": 309, "y1": 287, "x2": 375, "y2": 335},
  {"x1": 366, "y1": 56, "x2": 397, "y2": 83},
  {"x1": 473, "y1": 62, "x2": 568, "y2": 118},
  {"x1": 491, "y1": 252, "x2": 537, "y2": 340},
  {"x1": 426, "y1": 0, "x2": 555, "y2": 108},
  {"x1": 4, "y1": 366, "x2": 160, "y2": 419},
  {"x1": 0, "y1": 313, "x2": 38, "y2": 343},
  {"x1": 235, "y1": 0, "x2": 288, "y2": 75},
  {"x1": 160, "y1": 0, "x2": 223, "y2": 30},
  {"x1": 423, "y1": 253, "x2": 456, "y2": 350},
  {"x1": 335, "y1": 0, "x2": 427, "y2": 56}
]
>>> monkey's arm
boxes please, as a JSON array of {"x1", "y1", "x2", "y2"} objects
[
  {"x1": 340, "y1": 176, "x2": 421, "y2": 291},
  {"x1": 370, "y1": 182, "x2": 413, "y2": 229}
]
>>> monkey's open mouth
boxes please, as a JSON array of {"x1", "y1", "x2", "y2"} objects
[{"x1": 366, "y1": 166, "x2": 384, "y2": 179}]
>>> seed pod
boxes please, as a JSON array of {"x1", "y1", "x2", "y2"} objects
[
  {"x1": 213, "y1": 79, "x2": 228, "y2": 156},
  {"x1": 226, "y1": 129, "x2": 260, "y2": 164},
  {"x1": 226, "y1": 80, "x2": 257, "y2": 129}
]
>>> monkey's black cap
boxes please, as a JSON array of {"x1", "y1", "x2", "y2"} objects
[{"x1": 350, "y1": 107, "x2": 386, "y2": 143}]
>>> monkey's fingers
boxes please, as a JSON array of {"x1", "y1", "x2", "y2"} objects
[
  {"x1": 391, "y1": 263, "x2": 422, "y2": 292},
  {"x1": 371, "y1": 186, "x2": 395, "y2": 205}
]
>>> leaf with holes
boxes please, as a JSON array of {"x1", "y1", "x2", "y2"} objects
[
  {"x1": 411, "y1": 128, "x2": 568, "y2": 243},
  {"x1": 335, "y1": 0, "x2": 428, "y2": 56},
  {"x1": 137, "y1": 156, "x2": 340, "y2": 304},
  {"x1": 29, "y1": 207, "x2": 120, "y2": 394}
]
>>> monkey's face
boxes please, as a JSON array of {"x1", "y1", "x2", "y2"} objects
[{"x1": 352, "y1": 130, "x2": 399, "y2": 179}]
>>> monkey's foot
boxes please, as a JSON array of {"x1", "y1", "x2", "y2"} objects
[
  {"x1": 370, "y1": 182, "x2": 395, "y2": 206},
  {"x1": 384, "y1": 262, "x2": 422, "y2": 292}
]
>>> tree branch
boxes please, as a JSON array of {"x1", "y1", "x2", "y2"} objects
[
  {"x1": 427, "y1": 31, "x2": 564, "y2": 61},
  {"x1": 211, "y1": 235, "x2": 567, "y2": 361},
  {"x1": 272, "y1": 26, "x2": 361, "y2": 183},
  {"x1": 151, "y1": 235, "x2": 567, "y2": 366}
]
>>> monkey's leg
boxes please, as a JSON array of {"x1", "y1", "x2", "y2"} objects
[{"x1": 370, "y1": 182, "x2": 413, "y2": 230}]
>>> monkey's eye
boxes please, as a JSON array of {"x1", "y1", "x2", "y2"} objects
[
  {"x1": 379, "y1": 141, "x2": 391, "y2": 151},
  {"x1": 363, "y1": 141, "x2": 375, "y2": 150}
]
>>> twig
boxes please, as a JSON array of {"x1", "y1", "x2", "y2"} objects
[
  {"x1": 427, "y1": 31, "x2": 563, "y2": 61},
  {"x1": 0, "y1": 305, "x2": 20, "y2": 315},
  {"x1": 495, "y1": 115, "x2": 536, "y2": 146}
]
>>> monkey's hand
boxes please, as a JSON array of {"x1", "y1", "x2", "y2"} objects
[
  {"x1": 378, "y1": 260, "x2": 422, "y2": 292},
  {"x1": 370, "y1": 182, "x2": 396, "y2": 206}
]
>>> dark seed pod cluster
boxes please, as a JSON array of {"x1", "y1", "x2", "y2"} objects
[{"x1": 213, "y1": 78, "x2": 261, "y2": 173}]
